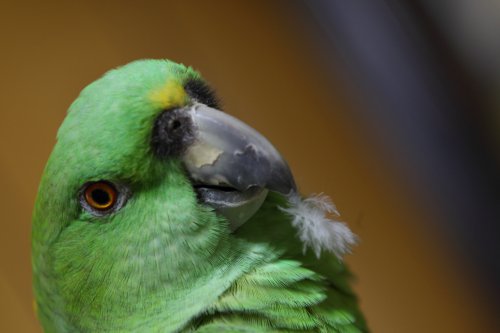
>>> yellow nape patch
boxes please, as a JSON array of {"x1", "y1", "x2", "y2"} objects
[{"x1": 149, "y1": 81, "x2": 188, "y2": 109}]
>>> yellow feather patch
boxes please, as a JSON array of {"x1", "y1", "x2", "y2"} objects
[{"x1": 149, "y1": 81, "x2": 188, "y2": 109}]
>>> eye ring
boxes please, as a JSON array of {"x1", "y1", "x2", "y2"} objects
[
  {"x1": 84, "y1": 181, "x2": 117, "y2": 211},
  {"x1": 80, "y1": 181, "x2": 128, "y2": 216}
]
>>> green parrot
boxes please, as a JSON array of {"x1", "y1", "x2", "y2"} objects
[{"x1": 32, "y1": 59, "x2": 368, "y2": 332}]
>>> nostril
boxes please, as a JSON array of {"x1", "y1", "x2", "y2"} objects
[
  {"x1": 171, "y1": 119, "x2": 181, "y2": 130},
  {"x1": 152, "y1": 107, "x2": 195, "y2": 158}
]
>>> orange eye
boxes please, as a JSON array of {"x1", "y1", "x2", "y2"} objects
[{"x1": 84, "y1": 181, "x2": 117, "y2": 211}]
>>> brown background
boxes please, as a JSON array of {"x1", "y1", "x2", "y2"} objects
[{"x1": 0, "y1": 1, "x2": 494, "y2": 332}]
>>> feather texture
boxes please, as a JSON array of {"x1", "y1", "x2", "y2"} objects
[
  {"x1": 280, "y1": 193, "x2": 358, "y2": 259},
  {"x1": 196, "y1": 259, "x2": 365, "y2": 332}
]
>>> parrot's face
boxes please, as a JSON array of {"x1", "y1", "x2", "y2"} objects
[{"x1": 32, "y1": 60, "x2": 296, "y2": 325}]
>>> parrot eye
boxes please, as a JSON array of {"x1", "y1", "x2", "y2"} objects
[
  {"x1": 80, "y1": 181, "x2": 127, "y2": 216},
  {"x1": 84, "y1": 182, "x2": 116, "y2": 210}
]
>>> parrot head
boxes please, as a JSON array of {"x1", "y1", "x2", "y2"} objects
[{"x1": 32, "y1": 60, "x2": 299, "y2": 330}]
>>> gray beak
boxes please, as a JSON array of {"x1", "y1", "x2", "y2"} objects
[{"x1": 181, "y1": 103, "x2": 297, "y2": 229}]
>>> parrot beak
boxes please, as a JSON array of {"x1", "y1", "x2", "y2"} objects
[{"x1": 181, "y1": 103, "x2": 297, "y2": 229}]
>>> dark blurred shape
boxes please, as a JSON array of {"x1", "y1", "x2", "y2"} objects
[
  {"x1": 301, "y1": 0, "x2": 500, "y2": 312},
  {"x1": 418, "y1": 0, "x2": 500, "y2": 90}
]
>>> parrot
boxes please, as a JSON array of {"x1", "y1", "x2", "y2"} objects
[{"x1": 32, "y1": 59, "x2": 368, "y2": 332}]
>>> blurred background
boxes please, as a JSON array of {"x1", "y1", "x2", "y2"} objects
[{"x1": 0, "y1": 1, "x2": 498, "y2": 332}]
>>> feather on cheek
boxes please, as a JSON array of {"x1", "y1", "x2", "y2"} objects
[{"x1": 279, "y1": 192, "x2": 357, "y2": 259}]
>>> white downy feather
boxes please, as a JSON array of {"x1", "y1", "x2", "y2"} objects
[{"x1": 279, "y1": 192, "x2": 357, "y2": 259}]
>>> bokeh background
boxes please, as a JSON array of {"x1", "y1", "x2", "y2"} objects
[{"x1": 1, "y1": 1, "x2": 498, "y2": 332}]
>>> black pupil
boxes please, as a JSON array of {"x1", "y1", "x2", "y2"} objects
[{"x1": 91, "y1": 188, "x2": 111, "y2": 206}]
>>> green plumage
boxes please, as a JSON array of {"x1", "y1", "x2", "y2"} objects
[{"x1": 32, "y1": 60, "x2": 368, "y2": 332}]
